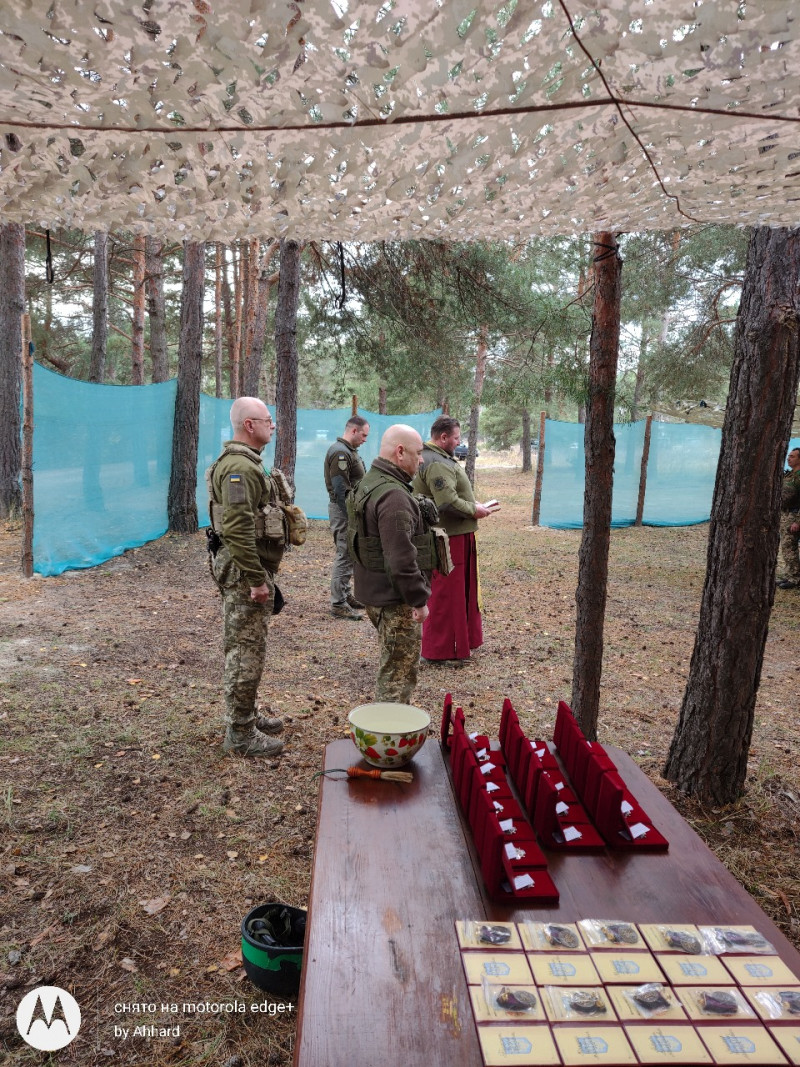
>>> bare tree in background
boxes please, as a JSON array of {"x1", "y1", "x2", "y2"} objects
[
  {"x1": 146, "y1": 237, "x2": 168, "y2": 382},
  {"x1": 0, "y1": 223, "x2": 24, "y2": 516},
  {"x1": 464, "y1": 324, "x2": 488, "y2": 486},
  {"x1": 89, "y1": 230, "x2": 108, "y2": 383},
  {"x1": 168, "y1": 242, "x2": 205, "y2": 533},
  {"x1": 131, "y1": 234, "x2": 146, "y2": 385},
  {"x1": 242, "y1": 239, "x2": 279, "y2": 397},
  {"x1": 273, "y1": 239, "x2": 302, "y2": 484},
  {"x1": 521, "y1": 409, "x2": 532, "y2": 474}
]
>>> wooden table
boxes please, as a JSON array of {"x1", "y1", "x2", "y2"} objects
[{"x1": 293, "y1": 738, "x2": 800, "y2": 1067}]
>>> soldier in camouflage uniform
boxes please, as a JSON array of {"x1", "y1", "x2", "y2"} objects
[
  {"x1": 206, "y1": 397, "x2": 288, "y2": 757},
  {"x1": 349, "y1": 425, "x2": 434, "y2": 704},
  {"x1": 777, "y1": 447, "x2": 800, "y2": 589},
  {"x1": 324, "y1": 415, "x2": 369, "y2": 620}
]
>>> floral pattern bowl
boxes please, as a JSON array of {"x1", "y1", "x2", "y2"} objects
[{"x1": 348, "y1": 703, "x2": 431, "y2": 768}]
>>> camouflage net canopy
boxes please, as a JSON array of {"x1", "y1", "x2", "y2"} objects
[{"x1": 0, "y1": 0, "x2": 798, "y2": 242}]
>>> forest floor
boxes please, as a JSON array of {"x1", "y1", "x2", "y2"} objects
[{"x1": 1, "y1": 460, "x2": 799, "y2": 1066}]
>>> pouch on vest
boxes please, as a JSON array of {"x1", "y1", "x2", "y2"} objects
[
  {"x1": 270, "y1": 467, "x2": 309, "y2": 546},
  {"x1": 258, "y1": 504, "x2": 287, "y2": 544},
  {"x1": 431, "y1": 525, "x2": 453, "y2": 576},
  {"x1": 282, "y1": 504, "x2": 308, "y2": 546}
]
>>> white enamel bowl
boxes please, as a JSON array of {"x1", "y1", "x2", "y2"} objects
[{"x1": 348, "y1": 703, "x2": 431, "y2": 768}]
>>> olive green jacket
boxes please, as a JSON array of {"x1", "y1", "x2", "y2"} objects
[
  {"x1": 351, "y1": 459, "x2": 432, "y2": 609},
  {"x1": 209, "y1": 442, "x2": 283, "y2": 585},
  {"x1": 324, "y1": 437, "x2": 366, "y2": 510},
  {"x1": 782, "y1": 467, "x2": 800, "y2": 513},
  {"x1": 412, "y1": 442, "x2": 478, "y2": 536}
]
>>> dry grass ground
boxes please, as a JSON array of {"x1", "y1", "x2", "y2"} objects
[{"x1": 1, "y1": 463, "x2": 798, "y2": 1065}]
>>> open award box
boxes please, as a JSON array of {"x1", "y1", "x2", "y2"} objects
[{"x1": 441, "y1": 694, "x2": 669, "y2": 903}]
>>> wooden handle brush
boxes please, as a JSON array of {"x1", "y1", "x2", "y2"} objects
[{"x1": 313, "y1": 766, "x2": 414, "y2": 784}]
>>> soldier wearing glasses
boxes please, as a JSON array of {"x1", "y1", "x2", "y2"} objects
[{"x1": 206, "y1": 397, "x2": 288, "y2": 757}]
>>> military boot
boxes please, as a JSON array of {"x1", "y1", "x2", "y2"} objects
[
  {"x1": 255, "y1": 709, "x2": 284, "y2": 735},
  {"x1": 223, "y1": 728, "x2": 284, "y2": 758},
  {"x1": 331, "y1": 603, "x2": 364, "y2": 620}
]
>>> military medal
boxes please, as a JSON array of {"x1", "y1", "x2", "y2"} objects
[
  {"x1": 699, "y1": 990, "x2": 739, "y2": 1015},
  {"x1": 495, "y1": 988, "x2": 537, "y2": 1012},
  {"x1": 601, "y1": 921, "x2": 639, "y2": 945},
  {"x1": 544, "y1": 923, "x2": 580, "y2": 949},
  {"x1": 569, "y1": 990, "x2": 606, "y2": 1014},
  {"x1": 664, "y1": 928, "x2": 703, "y2": 954},
  {"x1": 478, "y1": 924, "x2": 512, "y2": 946},
  {"x1": 779, "y1": 991, "x2": 800, "y2": 1015},
  {"x1": 633, "y1": 985, "x2": 672, "y2": 1011}
]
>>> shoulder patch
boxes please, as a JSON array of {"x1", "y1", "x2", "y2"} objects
[
  {"x1": 228, "y1": 473, "x2": 247, "y2": 504},
  {"x1": 433, "y1": 476, "x2": 446, "y2": 490},
  {"x1": 337, "y1": 456, "x2": 348, "y2": 470}
]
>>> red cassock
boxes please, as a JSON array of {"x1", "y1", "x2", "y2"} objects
[{"x1": 421, "y1": 532, "x2": 482, "y2": 660}]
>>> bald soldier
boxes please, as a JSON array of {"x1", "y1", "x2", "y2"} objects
[
  {"x1": 206, "y1": 397, "x2": 289, "y2": 758},
  {"x1": 349, "y1": 425, "x2": 435, "y2": 704}
]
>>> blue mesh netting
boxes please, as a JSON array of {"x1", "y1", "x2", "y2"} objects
[
  {"x1": 641, "y1": 422, "x2": 723, "y2": 526},
  {"x1": 31, "y1": 364, "x2": 439, "y2": 575},
  {"x1": 195, "y1": 403, "x2": 440, "y2": 526},
  {"x1": 28, "y1": 367, "x2": 800, "y2": 572},
  {"x1": 33, "y1": 366, "x2": 177, "y2": 575},
  {"x1": 538, "y1": 418, "x2": 723, "y2": 529}
]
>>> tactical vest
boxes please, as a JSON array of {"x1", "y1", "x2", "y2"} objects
[
  {"x1": 324, "y1": 438, "x2": 366, "y2": 497},
  {"x1": 346, "y1": 467, "x2": 437, "y2": 578},
  {"x1": 206, "y1": 444, "x2": 290, "y2": 545}
]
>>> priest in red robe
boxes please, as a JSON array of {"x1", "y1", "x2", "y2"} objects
[{"x1": 413, "y1": 415, "x2": 499, "y2": 661}]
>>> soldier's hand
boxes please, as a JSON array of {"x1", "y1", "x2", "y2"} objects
[
  {"x1": 250, "y1": 583, "x2": 272, "y2": 604},
  {"x1": 475, "y1": 502, "x2": 499, "y2": 518},
  {"x1": 412, "y1": 605, "x2": 429, "y2": 623}
]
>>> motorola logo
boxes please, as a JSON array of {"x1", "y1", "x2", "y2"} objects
[{"x1": 16, "y1": 985, "x2": 82, "y2": 1051}]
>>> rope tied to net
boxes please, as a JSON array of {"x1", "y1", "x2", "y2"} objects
[
  {"x1": 45, "y1": 230, "x2": 55, "y2": 283},
  {"x1": 336, "y1": 242, "x2": 346, "y2": 308},
  {"x1": 593, "y1": 239, "x2": 620, "y2": 264}
]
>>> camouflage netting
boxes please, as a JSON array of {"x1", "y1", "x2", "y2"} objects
[{"x1": 0, "y1": 0, "x2": 798, "y2": 241}]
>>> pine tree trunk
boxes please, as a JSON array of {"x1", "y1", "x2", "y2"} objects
[
  {"x1": 131, "y1": 235, "x2": 146, "y2": 385},
  {"x1": 243, "y1": 269, "x2": 273, "y2": 397},
  {"x1": 221, "y1": 248, "x2": 236, "y2": 397},
  {"x1": 521, "y1": 409, "x2": 532, "y2": 474},
  {"x1": 664, "y1": 226, "x2": 800, "y2": 805},
  {"x1": 40, "y1": 282, "x2": 52, "y2": 365},
  {"x1": 89, "y1": 230, "x2": 108, "y2": 383},
  {"x1": 242, "y1": 239, "x2": 278, "y2": 398},
  {"x1": 0, "y1": 223, "x2": 24, "y2": 517},
  {"x1": 572, "y1": 233, "x2": 622, "y2": 741},
  {"x1": 465, "y1": 324, "x2": 488, "y2": 486},
  {"x1": 146, "y1": 237, "x2": 168, "y2": 382},
  {"x1": 214, "y1": 243, "x2": 223, "y2": 398},
  {"x1": 230, "y1": 242, "x2": 242, "y2": 397},
  {"x1": 242, "y1": 238, "x2": 259, "y2": 387},
  {"x1": 274, "y1": 239, "x2": 301, "y2": 483},
  {"x1": 168, "y1": 242, "x2": 205, "y2": 533},
  {"x1": 631, "y1": 334, "x2": 648, "y2": 422}
]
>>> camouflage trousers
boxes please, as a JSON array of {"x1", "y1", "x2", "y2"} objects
[
  {"x1": 779, "y1": 511, "x2": 800, "y2": 584},
  {"x1": 212, "y1": 545, "x2": 273, "y2": 732},
  {"x1": 328, "y1": 502, "x2": 354, "y2": 607},
  {"x1": 365, "y1": 603, "x2": 421, "y2": 704}
]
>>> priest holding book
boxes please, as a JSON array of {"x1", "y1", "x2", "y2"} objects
[{"x1": 413, "y1": 415, "x2": 499, "y2": 662}]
